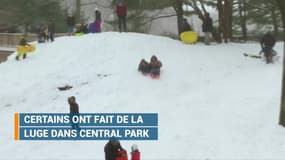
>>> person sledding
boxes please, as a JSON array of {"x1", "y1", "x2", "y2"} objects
[
  {"x1": 149, "y1": 55, "x2": 162, "y2": 78},
  {"x1": 260, "y1": 32, "x2": 277, "y2": 64},
  {"x1": 138, "y1": 59, "x2": 151, "y2": 74},
  {"x1": 16, "y1": 37, "x2": 29, "y2": 60},
  {"x1": 138, "y1": 55, "x2": 162, "y2": 78}
]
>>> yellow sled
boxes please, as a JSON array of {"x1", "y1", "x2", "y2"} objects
[
  {"x1": 75, "y1": 32, "x2": 84, "y2": 36},
  {"x1": 17, "y1": 44, "x2": 36, "y2": 54},
  {"x1": 180, "y1": 31, "x2": 198, "y2": 44}
]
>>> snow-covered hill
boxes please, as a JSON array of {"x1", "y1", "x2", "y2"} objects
[{"x1": 0, "y1": 32, "x2": 285, "y2": 159}]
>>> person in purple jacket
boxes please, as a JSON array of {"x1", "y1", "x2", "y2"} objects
[{"x1": 88, "y1": 9, "x2": 102, "y2": 33}]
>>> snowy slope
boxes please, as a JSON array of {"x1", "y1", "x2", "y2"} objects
[{"x1": 0, "y1": 32, "x2": 285, "y2": 159}]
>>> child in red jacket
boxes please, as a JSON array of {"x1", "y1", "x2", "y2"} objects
[{"x1": 131, "y1": 144, "x2": 140, "y2": 160}]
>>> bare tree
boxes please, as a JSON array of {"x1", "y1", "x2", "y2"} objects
[
  {"x1": 237, "y1": 0, "x2": 247, "y2": 41},
  {"x1": 276, "y1": 0, "x2": 285, "y2": 127}
]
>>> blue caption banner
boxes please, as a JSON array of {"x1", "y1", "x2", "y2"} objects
[
  {"x1": 16, "y1": 113, "x2": 158, "y2": 140},
  {"x1": 19, "y1": 127, "x2": 158, "y2": 140},
  {"x1": 19, "y1": 113, "x2": 158, "y2": 126}
]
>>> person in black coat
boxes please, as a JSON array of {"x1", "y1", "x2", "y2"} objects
[
  {"x1": 138, "y1": 59, "x2": 151, "y2": 74},
  {"x1": 260, "y1": 32, "x2": 276, "y2": 63},
  {"x1": 68, "y1": 96, "x2": 79, "y2": 129},
  {"x1": 202, "y1": 12, "x2": 213, "y2": 45},
  {"x1": 104, "y1": 140, "x2": 123, "y2": 160},
  {"x1": 48, "y1": 21, "x2": 55, "y2": 42},
  {"x1": 67, "y1": 14, "x2": 75, "y2": 35},
  {"x1": 182, "y1": 18, "x2": 192, "y2": 32}
]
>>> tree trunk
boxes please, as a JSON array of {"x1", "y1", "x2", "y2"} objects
[
  {"x1": 217, "y1": 0, "x2": 223, "y2": 41},
  {"x1": 228, "y1": 0, "x2": 233, "y2": 40},
  {"x1": 276, "y1": 0, "x2": 285, "y2": 127},
  {"x1": 271, "y1": 7, "x2": 279, "y2": 37},
  {"x1": 239, "y1": 0, "x2": 247, "y2": 41},
  {"x1": 224, "y1": 0, "x2": 230, "y2": 43},
  {"x1": 175, "y1": 0, "x2": 184, "y2": 35},
  {"x1": 76, "y1": 0, "x2": 81, "y2": 23}
]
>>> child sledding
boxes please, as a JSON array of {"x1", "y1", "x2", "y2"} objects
[
  {"x1": 138, "y1": 55, "x2": 162, "y2": 79},
  {"x1": 16, "y1": 37, "x2": 36, "y2": 61}
]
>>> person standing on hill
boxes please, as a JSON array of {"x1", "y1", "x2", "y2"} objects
[
  {"x1": 67, "y1": 10, "x2": 75, "y2": 35},
  {"x1": 48, "y1": 20, "x2": 55, "y2": 42},
  {"x1": 182, "y1": 18, "x2": 192, "y2": 32},
  {"x1": 88, "y1": 9, "x2": 102, "y2": 33},
  {"x1": 260, "y1": 32, "x2": 276, "y2": 64},
  {"x1": 116, "y1": 0, "x2": 127, "y2": 32},
  {"x1": 95, "y1": 9, "x2": 102, "y2": 33},
  {"x1": 202, "y1": 12, "x2": 213, "y2": 45}
]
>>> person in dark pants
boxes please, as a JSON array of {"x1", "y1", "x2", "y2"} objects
[
  {"x1": 48, "y1": 20, "x2": 55, "y2": 42},
  {"x1": 202, "y1": 12, "x2": 213, "y2": 45},
  {"x1": 182, "y1": 18, "x2": 192, "y2": 32},
  {"x1": 260, "y1": 32, "x2": 276, "y2": 64},
  {"x1": 116, "y1": 1, "x2": 127, "y2": 32},
  {"x1": 67, "y1": 12, "x2": 75, "y2": 35},
  {"x1": 104, "y1": 140, "x2": 124, "y2": 160},
  {"x1": 68, "y1": 96, "x2": 79, "y2": 129}
]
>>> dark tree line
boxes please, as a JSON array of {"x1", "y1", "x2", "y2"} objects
[{"x1": 0, "y1": 0, "x2": 65, "y2": 33}]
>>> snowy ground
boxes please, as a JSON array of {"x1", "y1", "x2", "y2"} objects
[{"x1": 0, "y1": 32, "x2": 285, "y2": 159}]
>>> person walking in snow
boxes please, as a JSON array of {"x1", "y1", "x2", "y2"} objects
[
  {"x1": 202, "y1": 12, "x2": 213, "y2": 45},
  {"x1": 16, "y1": 37, "x2": 29, "y2": 60},
  {"x1": 105, "y1": 140, "x2": 125, "y2": 160},
  {"x1": 260, "y1": 32, "x2": 276, "y2": 64},
  {"x1": 68, "y1": 96, "x2": 79, "y2": 129},
  {"x1": 149, "y1": 55, "x2": 162, "y2": 76},
  {"x1": 131, "y1": 144, "x2": 140, "y2": 160},
  {"x1": 116, "y1": 0, "x2": 127, "y2": 32}
]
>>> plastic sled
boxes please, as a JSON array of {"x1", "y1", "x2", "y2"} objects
[
  {"x1": 75, "y1": 32, "x2": 84, "y2": 36},
  {"x1": 180, "y1": 31, "x2": 198, "y2": 44},
  {"x1": 17, "y1": 44, "x2": 36, "y2": 54}
]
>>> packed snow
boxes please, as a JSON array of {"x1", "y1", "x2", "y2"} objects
[{"x1": 0, "y1": 32, "x2": 285, "y2": 159}]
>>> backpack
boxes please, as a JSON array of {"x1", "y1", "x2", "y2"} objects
[{"x1": 116, "y1": 149, "x2": 128, "y2": 160}]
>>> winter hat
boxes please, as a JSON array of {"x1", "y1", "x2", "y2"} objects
[
  {"x1": 131, "y1": 144, "x2": 138, "y2": 151},
  {"x1": 151, "y1": 55, "x2": 157, "y2": 62}
]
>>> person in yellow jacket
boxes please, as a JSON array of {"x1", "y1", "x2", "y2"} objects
[{"x1": 16, "y1": 37, "x2": 29, "y2": 60}]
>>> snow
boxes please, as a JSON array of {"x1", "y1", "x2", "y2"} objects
[{"x1": 0, "y1": 32, "x2": 285, "y2": 159}]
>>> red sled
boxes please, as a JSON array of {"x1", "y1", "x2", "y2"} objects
[
  {"x1": 150, "y1": 74, "x2": 160, "y2": 79},
  {"x1": 116, "y1": 149, "x2": 128, "y2": 160}
]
